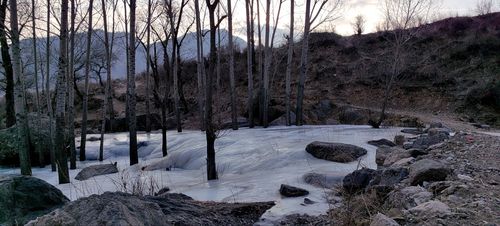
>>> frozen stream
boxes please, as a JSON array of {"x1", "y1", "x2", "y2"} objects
[{"x1": 0, "y1": 125, "x2": 404, "y2": 223}]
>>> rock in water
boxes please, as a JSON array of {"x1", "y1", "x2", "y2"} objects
[
  {"x1": 26, "y1": 192, "x2": 274, "y2": 226},
  {"x1": 75, "y1": 163, "x2": 119, "y2": 181},
  {"x1": 370, "y1": 213, "x2": 400, "y2": 226},
  {"x1": 368, "y1": 139, "x2": 396, "y2": 147},
  {"x1": 280, "y1": 184, "x2": 309, "y2": 197},
  {"x1": 306, "y1": 141, "x2": 367, "y2": 163},
  {"x1": 0, "y1": 175, "x2": 69, "y2": 225},
  {"x1": 409, "y1": 159, "x2": 452, "y2": 185}
]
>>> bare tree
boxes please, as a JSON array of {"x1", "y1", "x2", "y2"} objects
[
  {"x1": 31, "y1": 0, "x2": 44, "y2": 167},
  {"x1": 46, "y1": 0, "x2": 56, "y2": 172},
  {"x1": 352, "y1": 14, "x2": 365, "y2": 35},
  {"x1": 0, "y1": 0, "x2": 14, "y2": 128},
  {"x1": 79, "y1": 0, "x2": 94, "y2": 161},
  {"x1": 227, "y1": 0, "x2": 237, "y2": 130},
  {"x1": 145, "y1": 0, "x2": 152, "y2": 133},
  {"x1": 370, "y1": 0, "x2": 433, "y2": 128},
  {"x1": 475, "y1": 0, "x2": 494, "y2": 15},
  {"x1": 285, "y1": 0, "x2": 294, "y2": 126},
  {"x1": 128, "y1": 0, "x2": 138, "y2": 165},
  {"x1": 10, "y1": 0, "x2": 32, "y2": 176},
  {"x1": 245, "y1": 0, "x2": 255, "y2": 128},
  {"x1": 68, "y1": 0, "x2": 77, "y2": 169},
  {"x1": 296, "y1": 0, "x2": 343, "y2": 126},
  {"x1": 194, "y1": 0, "x2": 205, "y2": 130},
  {"x1": 55, "y1": 0, "x2": 70, "y2": 184}
]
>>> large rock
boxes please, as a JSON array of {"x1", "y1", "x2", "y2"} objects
[
  {"x1": 369, "y1": 168, "x2": 409, "y2": 188},
  {"x1": 409, "y1": 132, "x2": 449, "y2": 149},
  {"x1": 407, "y1": 200, "x2": 451, "y2": 218},
  {"x1": 279, "y1": 184, "x2": 309, "y2": 197},
  {"x1": 401, "y1": 128, "x2": 424, "y2": 135},
  {"x1": 269, "y1": 111, "x2": 296, "y2": 126},
  {"x1": 0, "y1": 113, "x2": 54, "y2": 166},
  {"x1": 27, "y1": 192, "x2": 274, "y2": 226},
  {"x1": 75, "y1": 163, "x2": 119, "y2": 181},
  {"x1": 409, "y1": 159, "x2": 452, "y2": 185},
  {"x1": 368, "y1": 139, "x2": 396, "y2": 147},
  {"x1": 376, "y1": 146, "x2": 411, "y2": 167},
  {"x1": 338, "y1": 107, "x2": 365, "y2": 124},
  {"x1": 0, "y1": 175, "x2": 69, "y2": 225},
  {"x1": 370, "y1": 213, "x2": 400, "y2": 226},
  {"x1": 342, "y1": 168, "x2": 377, "y2": 194},
  {"x1": 306, "y1": 141, "x2": 367, "y2": 163},
  {"x1": 384, "y1": 186, "x2": 432, "y2": 210}
]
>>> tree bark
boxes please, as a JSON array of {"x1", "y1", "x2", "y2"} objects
[
  {"x1": 55, "y1": 0, "x2": 70, "y2": 184},
  {"x1": 10, "y1": 0, "x2": 31, "y2": 176},
  {"x1": 145, "y1": 0, "x2": 152, "y2": 133},
  {"x1": 79, "y1": 0, "x2": 94, "y2": 162},
  {"x1": 262, "y1": 0, "x2": 271, "y2": 128},
  {"x1": 295, "y1": 0, "x2": 311, "y2": 126},
  {"x1": 0, "y1": 0, "x2": 14, "y2": 128},
  {"x1": 194, "y1": 0, "x2": 205, "y2": 131},
  {"x1": 128, "y1": 0, "x2": 138, "y2": 165},
  {"x1": 285, "y1": 0, "x2": 294, "y2": 126},
  {"x1": 246, "y1": 0, "x2": 255, "y2": 128},
  {"x1": 31, "y1": 0, "x2": 44, "y2": 167},
  {"x1": 227, "y1": 0, "x2": 237, "y2": 130}
]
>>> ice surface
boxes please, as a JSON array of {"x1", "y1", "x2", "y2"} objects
[{"x1": 0, "y1": 125, "x2": 403, "y2": 224}]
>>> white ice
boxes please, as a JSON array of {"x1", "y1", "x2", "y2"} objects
[{"x1": 0, "y1": 125, "x2": 403, "y2": 224}]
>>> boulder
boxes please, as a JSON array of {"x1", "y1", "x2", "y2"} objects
[
  {"x1": 391, "y1": 157, "x2": 415, "y2": 167},
  {"x1": 280, "y1": 184, "x2": 309, "y2": 197},
  {"x1": 394, "y1": 135, "x2": 405, "y2": 146},
  {"x1": 269, "y1": 111, "x2": 296, "y2": 126},
  {"x1": 306, "y1": 141, "x2": 367, "y2": 163},
  {"x1": 370, "y1": 213, "x2": 400, "y2": 226},
  {"x1": 312, "y1": 99, "x2": 336, "y2": 123},
  {"x1": 75, "y1": 163, "x2": 119, "y2": 181},
  {"x1": 385, "y1": 186, "x2": 432, "y2": 210},
  {"x1": 408, "y1": 133, "x2": 449, "y2": 149},
  {"x1": 27, "y1": 192, "x2": 274, "y2": 226},
  {"x1": 383, "y1": 147, "x2": 412, "y2": 167},
  {"x1": 376, "y1": 146, "x2": 392, "y2": 166},
  {"x1": 408, "y1": 148, "x2": 429, "y2": 157},
  {"x1": 338, "y1": 107, "x2": 365, "y2": 125},
  {"x1": 0, "y1": 175, "x2": 69, "y2": 225},
  {"x1": 0, "y1": 113, "x2": 54, "y2": 166},
  {"x1": 429, "y1": 122, "x2": 443, "y2": 128},
  {"x1": 409, "y1": 159, "x2": 452, "y2": 185},
  {"x1": 369, "y1": 168, "x2": 409, "y2": 188},
  {"x1": 302, "y1": 172, "x2": 343, "y2": 188},
  {"x1": 221, "y1": 117, "x2": 249, "y2": 129},
  {"x1": 342, "y1": 168, "x2": 377, "y2": 194},
  {"x1": 368, "y1": 139, "x2": 396, "y2": 147},
  {"x1": 407, "y1": 200, "x2": 451, "y2": 218}
]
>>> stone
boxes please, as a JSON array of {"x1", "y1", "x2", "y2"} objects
[
  {"x1": 75, "y1": 163, "x2": 119, "y2": 181},
  {"x1": 383, "y1": 148, "x2": 412, "y2": 167},
  {"x1": 391, "y1": 157, "x2": 415, "y2": 167},
  {"x1": 303, "y1": 198, "x2": 316, "y2": 205},
  {"x1": 408, "y1": 148, "x2": 428, "y2": 157},
  {"x1": 376, "y1": 146, "x2": 392, "y2": 166},
  {"x1": 0, "y1": 175, "x2": 69, "y2": 225},
  {"x1": 410, "y1": 133, "x2": 449, "y2": 149},
  {"x1": 269, "y1": 111, "x2": 296, "y2": 126},
  {"x1": 306, "y1": 141, "x2": 367, "y2": 163},
  {"x1": 407, "y1": 200, "x2": 451, "y2": 217},
  {"x1": 409, "y1": 159, "x2": 452, "y2": 186},
  {"x1": 280, "y1": 184, "x2": 309, "y2": 197},
  {"x1": 368, "y1": 139, "x2": 396, "y2": 147},
  {"x1": 302, "y1": 172, "x2": 343, "y2": 188},
  {"x1": 394, "y1": 135, "x2": 405, "y2": 146},
  {"x1": 338, "y1": 107, "x2": 365, "y2": 124},
  {"x1": 401, "y1": 128, "x2": 424, "y2": 135},
  {"x1": 221, "y1": 117, "x2": 249, "y2": 129},
  {"x1": 370, "y1": 213, "x2": 400, "y2": 226},
  {"x1": 155, "y1": 187, "x2": 171, "y2": 196},
  {"x1": 429, "y1": 122, "x2": 443, "y2": 128},
  {"x1": 369, "y1": 168, "x2": 409, "y2": 188},
  {"x1": 343, "y1": 168, "x2": 377, "y2": 194},
  {"x1": 385, "y1": 186, "x2": 433, "y2": 210},
  {"x1": 27, "y1": 192, "x2": 274, "y2": 226}
]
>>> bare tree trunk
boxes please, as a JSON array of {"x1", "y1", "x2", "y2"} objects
[
  {"x1": 107, "y1": 0, "x2": 118, "y2": 129},
  {"x1": 205, "y1": 0, "x2": 219, "y2": 181},
  {"x1": 194, "y1": 0, "x2": 205, "y2": 131},
  {"x1": 295, "y1": 0, "x2": 311, "y2": 126},
  {"x1": 10, "y1": 0, "x2": 31, "y2": 176},
  {"x1": 68, "y1": 0, "x2": 76, "y2": 169},
  {"x1": 166, "y1": 0, "x2": 183, "y2": 133},
  {"x1": 285, "y1": 0, "x2": 294, "y2": 126},
  {"x1": 145, "y1": 0, "x2": 152, "y2": 133},
  {"x1": 55, "y1": 0, "x2": 70, "y2": 184},
  {"x1": 79, "y1": 0, "x2": 94, "y2": 162},
  {"x1": 46, "y1": 0, "x2": 56, "y2": 172},
  {"x1": 245, "y1": 0, "x2": 254, "y2": 128},
  {"x1": 0, "y1": 0, "x2": 14, "y2": 128},
  {"x1": 256, "y1": 0, "x2": 264, "y2": 124},
  {"x1": 261, "y1": 0, "x2": 271, "y2": 128},
  {"x1": 128, "y1": 0, "x2": 138, "y2": 165},
  {"x1": 99, "y1": 0, "x2": 112, "y2": 161},
  {"x1": 31, "y1": 0, "x2": 44, "y2": 167},
  {"x1": 227, "y1": 0, "x2": 237, "y2": 130}
]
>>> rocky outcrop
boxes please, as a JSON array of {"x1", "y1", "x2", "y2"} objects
[
  {"x1": 342, "y1": 168, "x2": 377, "y2": 194},
  {"x1": 0, "y1": 176, "x2": 69, "y2": 225},
  {"x1": 279, "y1": 184, "x2": 309, "y2": 197},
  {"x1": 343, "y1": 168, "x2": 409, "y2": 195},
  {"x1": 75, "y1": 163, "x2": 119, "y2": 181},
  {"x1": 306, "y1": 142, "x2": 367, "y2": 163},
  {"x1": 27, "y1": 192, "x2": 274, "y2": 226},
  {"x1": 409, "y1": 159, "x2": 452, "y2": 185}
]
